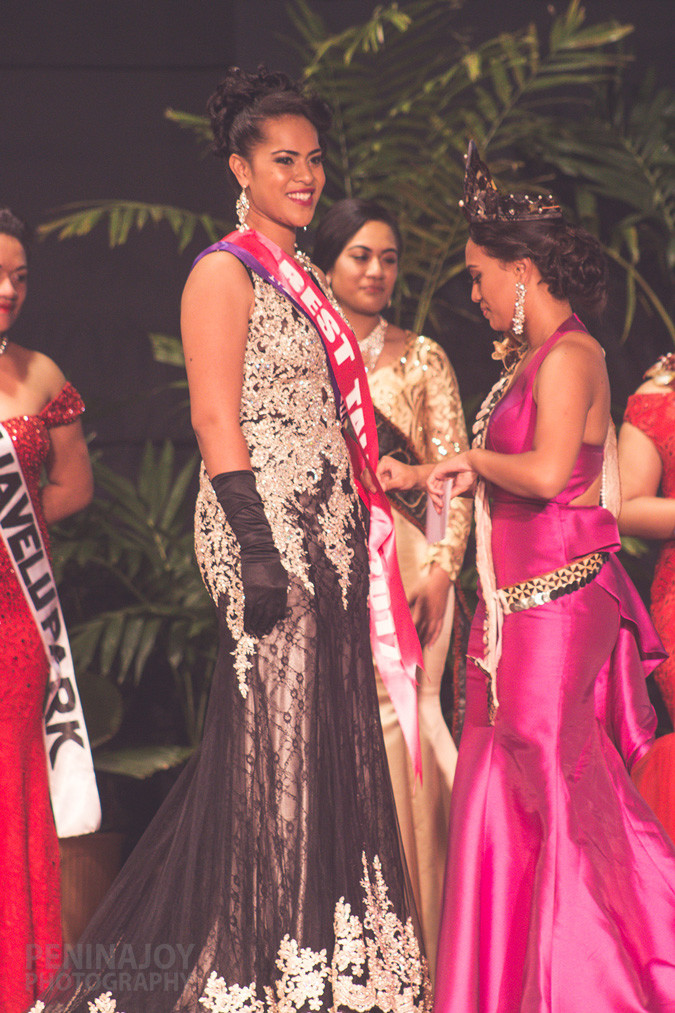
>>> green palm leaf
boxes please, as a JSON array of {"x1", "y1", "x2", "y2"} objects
[
  {"x1": 38, "y1": 200, "x2": 228, "y2": 252},
  {"x1": 291, "y1": 0, "x2": 672, "y2": 343}
]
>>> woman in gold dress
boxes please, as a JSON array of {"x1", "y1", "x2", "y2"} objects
[{"x1": 314, "y1": 198, "x2": 471, "y2": 980}]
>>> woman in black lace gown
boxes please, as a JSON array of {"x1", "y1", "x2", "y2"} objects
[{"x1": 36, "y1": 68, "x2": 429, "y2": 1013}]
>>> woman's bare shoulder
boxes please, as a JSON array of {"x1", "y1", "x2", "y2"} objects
[
  {"x1": 181, "y1": 250, "x2": 255, "y2": 328},
  {"x1": 631, "y1": 378, "x2": 672, "y2": 397},
  {"x1": 184, "y1": 248, "x2": 252, "y2": 292},
  {"x1": 19, "y1": 348, "x2": 67, "y2": 401},
  {"x1": 547, "y1": 329, "x2": 606, "y2": 371}
]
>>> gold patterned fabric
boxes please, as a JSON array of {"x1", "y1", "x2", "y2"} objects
[
  {"x1": 368, "y1": 333, "x2": 472, "y2": 581},
  {"x1": 497, "y1": 551, "x2": 609, "y2": 615},
  {"x1": 368, "y1": 332, "x2": 470, "y2": 984}
]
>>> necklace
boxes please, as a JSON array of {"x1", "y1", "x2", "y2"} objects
[
  {"x1": 471, "y1": 344, "x2": 526, "y2": 449},
  {"x1": 359, "y1": 316, "x2": 388, "y2": 374},
  {"x1": 0, "y1": 334, "x2": 8, "y2": 357},
  {"x1": 293, "y1": 247, "x2": 313, "y2": 273}
]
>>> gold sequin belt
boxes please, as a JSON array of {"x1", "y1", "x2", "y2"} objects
[{"x1": 496, "y1": 551, "x2": 609, "y2": 615}]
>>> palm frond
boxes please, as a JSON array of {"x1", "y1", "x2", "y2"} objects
[
  {"x1": 293, "y1": 0, "x2": 672, "y2": 343},
  {"x1": 164, "y1": 107, "x2": 211, "y2": 147},
  {"x1": 53, "y1": 444, "x2": 215, "y2": 747},
  {"x1": 38, "y1": 201, "x2": 229, "y2": 252}
]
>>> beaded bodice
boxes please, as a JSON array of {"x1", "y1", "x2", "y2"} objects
[
  {"x1": 194, "y1": 274, "x2": 360, "y2": 685},
  {"x1": 0, "y1": 382, "x2": 84, "y2": 574},
  {"x1": 625, "y1": 389, "x2": 675, "y2": 500}
]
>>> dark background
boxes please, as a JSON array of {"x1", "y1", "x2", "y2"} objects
[{"x1": 2, "y1": 0, "x2": 674, "y2": 474}]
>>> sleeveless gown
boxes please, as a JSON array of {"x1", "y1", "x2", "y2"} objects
[
  {"x1": 435, "y1": 322, "x2": 675, "y2": 1013},
  {"x1": 0, "y1": 383, "x2": 84, "y2": 1013},
  {"x1": 37, "y1": 273, "x2": 429, "y2": 1011}
]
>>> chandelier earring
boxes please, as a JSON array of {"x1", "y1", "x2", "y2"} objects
[
  {"x1": 512, "y1": 280, "x2": 526, "y2": 336},
  {"x1": 236, "y1": 187, "x2": 250, "y2": 231}
]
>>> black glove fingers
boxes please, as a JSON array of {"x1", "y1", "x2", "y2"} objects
[{"x1": 210, "y1": 470, "x2": 290, "y2": 639}]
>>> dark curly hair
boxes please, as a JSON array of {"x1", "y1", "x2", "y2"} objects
[
  {"x1": 469, "y1": 218, "x2": 607, "y2": 317},
  {"x1": 0, "y1": 207, "x2": 31, "y2": 258},
  {"x1": 207, "y1": 66, "x2": 332, "y2": 190},
  {"x1": 312, "y1": 197, "x2": 402, "y2": 274}
]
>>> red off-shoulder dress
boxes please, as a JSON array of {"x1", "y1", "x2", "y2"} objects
[
  {"x1": 624, "y1": 389, "x2": 675, "y2": 722},
  {"x1": 0, "y1": 383, "x2": 85, "y2": 1012}
]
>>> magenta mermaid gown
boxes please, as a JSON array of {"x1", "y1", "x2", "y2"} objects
[{"x1": 435, "y1": 319, "x2": 675, "y2": 1012}]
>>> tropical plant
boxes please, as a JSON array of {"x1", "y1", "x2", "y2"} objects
[
  {"x1": 38, "y1": 0, "x2": 674, "y2": 348},
  {"x1": 52, "y1": 442, "x2": 214, "y2": 776},
  {"x1": 288, "y1": 0, "x2": 673, "y2": 339},
  {"x1": 539, "y1": 68, "x2": 675, "y2": 342}
]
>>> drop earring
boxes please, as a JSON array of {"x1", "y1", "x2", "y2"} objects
[
  {"x1": 236, "y1": 187, "x2": 250, "y2": 231},
  {"x1": 512, "y1": 280, "x2": 526, "y2": 336}
]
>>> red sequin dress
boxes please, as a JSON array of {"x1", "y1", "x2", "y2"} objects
[
  {"x1": 0, "y1": 382, "x2": 84, "y2": 1013},
  {"x1": 624, "y1": 389, "x2": 675, "y2": 722}
]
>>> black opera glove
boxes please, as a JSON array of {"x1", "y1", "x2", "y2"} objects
[{"x1": 210, "y1": 470, "x2": 289, "y2": 637}]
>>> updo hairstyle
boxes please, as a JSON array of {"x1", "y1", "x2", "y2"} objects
[
  {"x1": 0, "y1": 208, "x2": 31, "y2": 258},
  {"x1": 313, "y1": 197, "x2": 402, "y2": 274},
  {"x1": 208, "y1": 66, "x2": 332, "y2": 190},
  {"x1": 470, "y1": 218, "x2": 607, "y2": 317}
]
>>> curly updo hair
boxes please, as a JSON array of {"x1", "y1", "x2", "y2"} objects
[
  {"x1": 470, "y1": 217, "x2": 608, "y2": 317},
  {"x1": 207, "y1": 66, "x2": 332, "y2": 190},
  {"x1": 0, "y1": 207, "x2": 31, "y2": 258},
  {"x1": 312, "y1": 197, "x2": 402, "y2": 275}
]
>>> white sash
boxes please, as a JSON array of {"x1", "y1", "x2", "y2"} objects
[{"x1": 0, "y1": 421, "x2": 100, "y2": 838}]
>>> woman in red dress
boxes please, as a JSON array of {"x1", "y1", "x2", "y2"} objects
[
  {"x1": 0, "y1": 208, "x2": 93, "y2": 1012},
  {"x1": 619, "y1": 355, "x2": 675, "y2": 840}
]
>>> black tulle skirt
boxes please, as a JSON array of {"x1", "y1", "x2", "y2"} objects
[{"x1": 38, "y1": 493, "x2": 428, "y2": 1011}]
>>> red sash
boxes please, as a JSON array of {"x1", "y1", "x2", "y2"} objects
[{"x1": 196, "y1": 229, "x2": 423, "y2": 777}]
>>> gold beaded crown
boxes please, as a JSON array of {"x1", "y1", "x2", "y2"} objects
[{"x1": 459, "y1": 140, "x2": 563, "y2": 224}]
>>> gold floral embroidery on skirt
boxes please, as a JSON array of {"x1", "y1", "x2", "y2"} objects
[
  {"x1": 32, "y1": 856, "x2": 432, "y2": 1013},
  {"x1": 200, "y1": 855, "x2": 431, "y2": 1013}
]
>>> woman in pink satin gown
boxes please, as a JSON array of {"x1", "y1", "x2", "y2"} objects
[{"x1": 380, "y1": 144, "x2": 675, "y2": 1012}]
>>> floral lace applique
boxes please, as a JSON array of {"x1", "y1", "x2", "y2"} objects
[
  {"x1": 198, "y1": 855, "x2": 431, "y2": 1013},
  {"x1": 194, "y1": 276, "x2": 358, "y2": 693},
  {"x1": 30, "y1": 858, "x2": 431, "y2": 1013}
]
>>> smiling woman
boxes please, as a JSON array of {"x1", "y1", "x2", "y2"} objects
[
  {"x1": 0, "y1": 207, "x2": 94, "y2": 1013},
  {"x1": 227, "y1": 115, "x2": 325, "y2": 245},
  {"x1": 35, "y1": 71, "x2": 431, "y2": 1013},
  {"x1": 0, "y1": 231, "x2": 28, "y2": 337}
]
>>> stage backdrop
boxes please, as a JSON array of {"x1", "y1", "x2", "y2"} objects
[{"x1": 2, "y1": 0, "x2": 673, "y2": 474}]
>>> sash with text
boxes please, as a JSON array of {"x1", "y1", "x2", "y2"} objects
[
  {"x1": 0, "y1": 422, "x2": 100, "y2": 837},
  {"x1": 194, "y1": 230, "x2": 424, "y2": 776}
]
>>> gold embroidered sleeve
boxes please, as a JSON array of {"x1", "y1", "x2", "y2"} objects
[{"x1": 413, "y1": 338, "x2": 472, "y2": 582}]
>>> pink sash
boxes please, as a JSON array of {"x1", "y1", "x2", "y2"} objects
[{"x1": 195, "y1": 229, "x2": 423, "y2": 776}]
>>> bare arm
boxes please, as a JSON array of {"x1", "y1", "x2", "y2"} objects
[
  {"x1": 42, "y1": 419, "x2": 93, "y2": 524},
  {"x1": 181, "y1": 252, "x2": 255, "y2": 476},
  {"x1": 20, "y1": 353, "x2": 94, "y2": 525},
  {"x1": 618, "y1": 416, "x2": 675, "y2": 539}
]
